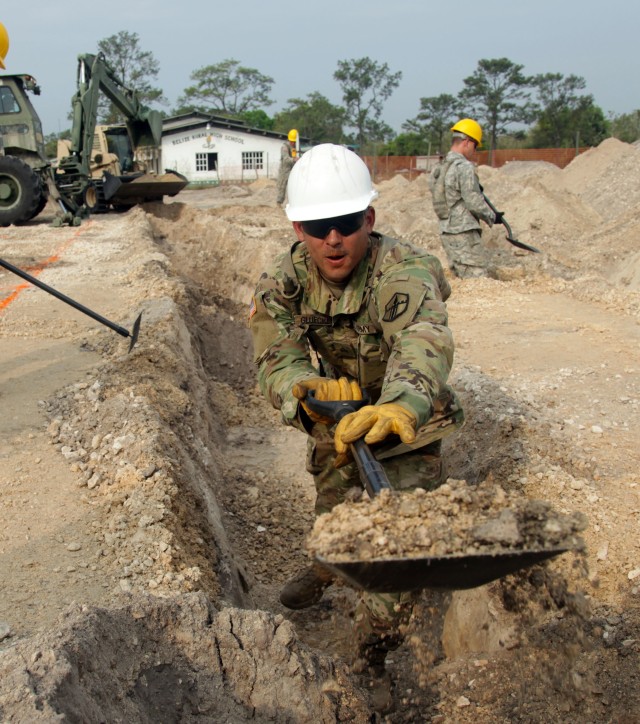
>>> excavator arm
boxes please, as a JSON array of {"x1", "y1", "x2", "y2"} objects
[
  {"x1": 54, "y1": 52, "x2": 186, "y2": 217},
  {"x1": 68, "y1": 53, "x2": 162, "y2": 171},
  {"x1": 0, "y1": 22, "x2": 184, "y2": 226}
]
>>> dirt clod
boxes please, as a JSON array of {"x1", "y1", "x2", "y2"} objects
[{"x1": 307, "y1": 480, "x2": 587, "y2": 562}]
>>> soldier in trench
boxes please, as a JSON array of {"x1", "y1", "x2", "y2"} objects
[{"x1": 248, "y1": 143, "x2": 464, "y2": 694}]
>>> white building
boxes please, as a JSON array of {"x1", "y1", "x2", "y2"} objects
[{"x1": 161, "y1": 112, "x2": 295, "y2": 185}]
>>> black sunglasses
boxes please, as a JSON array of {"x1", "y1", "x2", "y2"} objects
[{"x1": 301, "y1": 210, "x2": 366, "y2": 239}]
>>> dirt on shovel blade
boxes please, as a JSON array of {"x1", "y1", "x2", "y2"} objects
[{"x1": 306, "y1": 478, "x2": 588, "y2": 573}]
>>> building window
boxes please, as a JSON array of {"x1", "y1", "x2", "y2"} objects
[
  {"x1": 195, "y1": 152, "x2": 218, "y2": 172},
  {"x1": 242, "y1": 151, "x2": 263, "y2": 170}
]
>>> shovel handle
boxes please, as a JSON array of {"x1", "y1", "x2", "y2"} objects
[
  {"x1": 350, "y1": 437, "x2": 392, "y2": 497},
  {"x1": 304, "y1": 392, "x2": 392, "y2": 498}
]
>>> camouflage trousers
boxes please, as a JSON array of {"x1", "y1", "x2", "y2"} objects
[
  {"x1": 276, "y1": 176, "x2": 288, "y2": 205},
  {"x1": 440, "y1": 229, "x2": 489, "y2": 278},
  {"x1": 276, "y1": 161, "x2": 294, "y2": 205},
  {"x1": 306, "y1": 429, "x2": 447, "y2": 659}
]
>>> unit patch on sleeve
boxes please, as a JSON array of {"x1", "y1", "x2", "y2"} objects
[{"x1": 382, "y1": 292, "x2": 409, "y2": 322}]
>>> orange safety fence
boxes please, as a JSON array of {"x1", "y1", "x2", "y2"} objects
[{"x1": 362, "y1": 147, "x2": 590, "y2": 183}]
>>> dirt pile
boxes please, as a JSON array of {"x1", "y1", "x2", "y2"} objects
[
  {"x1": 307, "y1": 480, "x2": 587, "y2": 562},
  {"x1": 0, "y1": 593, "x2": 368, "y2": 722},
  {"x1": 361, "y1": 138, "x2": 640, "y2": 298}
]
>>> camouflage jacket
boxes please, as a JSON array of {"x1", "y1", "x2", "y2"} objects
[
  {"x1": 438, "y1": 151, "x2": 495, "y2": 234},
  {"x1": 249, "y1": 232, "x2": 464, "y2": 455}
]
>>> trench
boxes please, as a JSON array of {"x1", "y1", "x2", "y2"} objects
[
  {"x1": 4, "y1": 196, "x2": 634, "y2": 721},
  {"x1": 138, "y1": 207, "x2": 562, "y2": 716},
  {"x1": 149, "y1": 220, "x2": 365, "y2": 658}
]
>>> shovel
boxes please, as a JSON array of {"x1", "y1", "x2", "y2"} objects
[
  {"x1": 481, "y1": 193, "x2": 541, "y2": 254},
  {"x1": 0, "y1": 256, "x2": 141, "y2": 352},
  {"x1": 305, "y1": 394, "x2": 568, "y2": 593}
]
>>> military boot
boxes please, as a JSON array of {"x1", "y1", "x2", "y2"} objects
[{"x1": 279, "y1": 563, "x2": 334, "y2": 609}]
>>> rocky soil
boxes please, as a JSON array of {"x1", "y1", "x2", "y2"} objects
[
  {"x1": 307, "y1": 480, "x2": 588, "y2": 562},
  {"x1": 0, "y1": 137, "x2": 639, "y2": 722}
]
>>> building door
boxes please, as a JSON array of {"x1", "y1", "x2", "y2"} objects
[{"x1": 195, "y1": 152, "x2": 219, "y2": 180}]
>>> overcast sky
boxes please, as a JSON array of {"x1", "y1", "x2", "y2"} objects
[{"x1": 2, "y1": 1, "x2": 635, "y2": 136}]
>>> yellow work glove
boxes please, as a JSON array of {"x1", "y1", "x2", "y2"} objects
[
  {"x1": 333, "y1": 403, "x2": 416, "y2": 467},
  {"x1": 292, "y1": 377, "x2": 362, "y2": 424}
]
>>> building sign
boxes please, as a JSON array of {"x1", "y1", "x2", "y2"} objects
[{"x1": 171, "y1": 130, "x2": 245, "y2": 146}]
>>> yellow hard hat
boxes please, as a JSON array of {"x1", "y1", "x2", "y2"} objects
[
  {"x1": 451, "y1": 118, "x2": 482, "y2": 146},
  {"x1": 0, "y1": 22, "x2": 9, "y2": 70},
  {"x1": 288, "y1": 129, "x2": 298, "y2": 142}
]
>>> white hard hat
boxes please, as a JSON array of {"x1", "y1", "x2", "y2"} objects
[{"x1": 285, "y1": 143, "x2": 378, "y2": 221}]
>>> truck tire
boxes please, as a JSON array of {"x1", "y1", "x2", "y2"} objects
[
  {"x1": 30, "y1": 185, "x2": 50, "y2": 219},
  {"x1": 0, "y1": 156, "x2": 44, "y2": 226}
]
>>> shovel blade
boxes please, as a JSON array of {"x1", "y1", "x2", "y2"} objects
[
  {"x1": 128, "y1": 313, "x2": 142, "y2": 352},
  {"x1": 317, "y1": 547, "x2": 568, "y2": 593},
  {"x1": 505, "y1": 235, "x2": 541, "y2": 254}
]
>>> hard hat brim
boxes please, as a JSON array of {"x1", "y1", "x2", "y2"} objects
[{"x1": 285, "y1": 191, "x2": 378, "y2": 222}]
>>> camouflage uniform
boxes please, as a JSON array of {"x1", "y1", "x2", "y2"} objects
[
  {"x1": 249, "y1": 231, "x2": 464, "y2": 654},
  {"x1": 276, "y1": 145, "x2": 296, "y2": 205},
  {"x1": 430, "y1": 151, "x2": 495, "y2": 278}
]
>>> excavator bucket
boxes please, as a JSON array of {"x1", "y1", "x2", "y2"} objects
[{"x1": 102, "y1": 170, "x2": 188, "y2": 206}]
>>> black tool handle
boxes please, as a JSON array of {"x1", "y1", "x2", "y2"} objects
[
  {"x1": 0, "y1": 257, "x2": 129, "y2": 337},
  {"x1": 304, "y1": 392, "x2": 392, "y2": 498},
  {"x1": 350, "y1": 436, "x2": 392, "y2": 497}
]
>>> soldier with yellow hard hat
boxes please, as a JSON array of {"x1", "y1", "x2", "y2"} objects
[
  {"x1": 276, "y1": 129, "x2": 299, "y2": 206},
  {"x1": 428, "y1": 118, "x2": 497, "y2": 278}
]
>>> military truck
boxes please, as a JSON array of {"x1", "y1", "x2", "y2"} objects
[{"x1": 0, "y1": 53, "x2": 187, "y2": 226}]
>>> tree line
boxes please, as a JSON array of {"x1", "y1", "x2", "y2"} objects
[{"x1": 46, "y1": 31, "x2": 638, "y2": 157}]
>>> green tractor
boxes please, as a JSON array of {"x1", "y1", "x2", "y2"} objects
[{"x1": 0, "y1": 73, "x2": 51, "y2": 225}]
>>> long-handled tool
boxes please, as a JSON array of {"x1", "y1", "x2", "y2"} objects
[
  {"x1": 482, "y1": 193, "x2": 541, "y2": 254},
  {"x1": 305, "y1": 394, "x2": 568, "y2": 593},
  {"x1": 0, "y1": 256, "x2": 141, "y2": 352}
]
